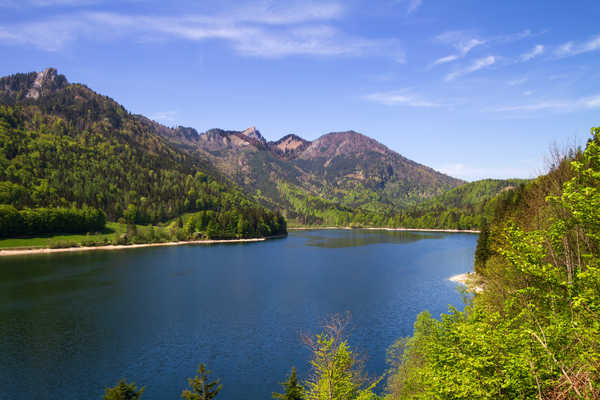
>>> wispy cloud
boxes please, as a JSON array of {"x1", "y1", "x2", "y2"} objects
[
  {"x1": 494, "y1": 95, "x2": 600, "y2": 112},
  {"x1": 432, "y1": 31, "x2": 485, "y2": 66},
  {"x1": 0, "y1": 3, "x2": 404, "y2": 59},
  {"x1": 364, "y1": 90, "x2": 442, "y2": 107},
  {"x1": 445, "y1": 55, "x2": 496, "y2": 81},
  {"x1": 432, "y1": 29, "x2": 537, "y2": 67},
  {"x1": 520, "y1": 44, "x2": 544, "y2": 61},
  {"x1": 407, "y1": 0, "x2": 423, "y2": 14},
  {"x1": 555, "y1": 34, "x2": 600, "y2": 57}
]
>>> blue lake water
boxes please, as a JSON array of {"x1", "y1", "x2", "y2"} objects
[{"x1": 0, "y1": 229, "x2": 477, "y2": 399}]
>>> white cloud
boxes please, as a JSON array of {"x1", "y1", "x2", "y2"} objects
[
  {"x1": 432, "y1": 54, "x2": 458, "y2": 65},
  {"x1": 520, "y1": 44, "x2": 544, "y2": 61},
  {"x1": 555, "y1": 34, "x2": 600, "y2": 57},
  {"x1": 523, "y1": 90, "x2": 534, "y2": 96},
  {"x1": 494, "y1": 95, "x2": 600, "y2": 112},
  {"x1": 0, "y1": 4, "x2": 404, "y2": 59},
  {"x1": 445, "y1": 55, "x2": 496, "y2": 81},
  {"x1": 364, "y1": 91, "x2": 442, "y2": 107},
  {"x1": 432, "y1": 31, "x2": 485, "y2": 66}
]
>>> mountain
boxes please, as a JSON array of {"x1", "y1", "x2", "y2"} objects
[
  {"x1": 157, "y1": 123, "x2": 464, "y2": 225},
  {"x1": 0, "y1": 68, "x2": 286, "y2": 238}
]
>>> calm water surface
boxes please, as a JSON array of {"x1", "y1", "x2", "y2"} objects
[{"x1": 0, "y1": 229, "x2": 477, "y2": 400}]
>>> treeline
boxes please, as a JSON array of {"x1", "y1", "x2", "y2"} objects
[
  {"x1": 0, "y1": 205, "x2": 106, "y2": 237},
  {"x1": 383, "y1": 129, "x2": 600, "y2": 399},
  {"x1": 182, "y1": 208, "x2": 286, "y2": 239}
]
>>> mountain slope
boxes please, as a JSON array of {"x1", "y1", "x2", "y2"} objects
[
  {"x1": 0, "y1": 68, "x2": 286, "y2": 238},
  {"x1": 293, "y1": 130, "x2": 463, "y2": 207},
  {"x1": 156, "y1": 123, "x2": 465, "y2": 224}
]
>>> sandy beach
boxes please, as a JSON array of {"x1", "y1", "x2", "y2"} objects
[
  {"x1": 449, "y1": 272, "x2": 483, "y2": 292},
  {"x1": 0, "y1": 236, "x2": 286, "y2": 257}
]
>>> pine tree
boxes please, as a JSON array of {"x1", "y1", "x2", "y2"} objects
[
  {"x1": 102, "y1": 379, "x2": 144, "y2": 400},
  {"x1": 181, "y1": 363, "x2": 222, "y2": 400},
  {"x1": 273, "y1": 367, "x2": 304, "y2": 400}
]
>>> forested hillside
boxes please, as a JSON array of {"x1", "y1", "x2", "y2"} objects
[
  {"x1": 0, "y1": 69, "x2": 286, "y2": 240},
  {"x1": 390, "y1": 178, "x2": 527, "y2": 230},
  {"x1": 383, "y1": 129, "x2": 600, "y2": 399}
]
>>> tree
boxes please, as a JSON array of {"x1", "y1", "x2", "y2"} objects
[
  {"x1": 302, "y1": 313, "x2": 379, "y2": 400},
  {"x1": 102, "y1": 379, "x2": 144, "y2": 400},
  {"x1": 181, "y1": 363, "x2": 222, "y2": 400},
  {"x1": 273, "y1": 367, "x2": 305, "y2": 400}
]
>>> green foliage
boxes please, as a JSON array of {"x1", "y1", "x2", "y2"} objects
[
  {"x1": 181, "y1": 363, "x2": 222, "y2": 400},
  {"x1": 0, "y1": 205, "x2": 105, "y2": 237},
  {"x1": 301, "y1": 313, "x2": 380, "y2": 400},
  {"x1": 273, "y1": 367, "x2": 305, "y2": 400},
  {"x1": 102, "y1": 379, "x2": 144, "y2": 400},
  {"x1": 385, "y1": 128, "x2": 600, "y2": 399}
]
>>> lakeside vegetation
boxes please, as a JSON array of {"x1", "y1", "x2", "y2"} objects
[
  {"x1": 0, "y1": 208, "x2": 286, "y2": 250},
  {"x1": 383, "y1": 129, "x2": 600, "y2": 399}
]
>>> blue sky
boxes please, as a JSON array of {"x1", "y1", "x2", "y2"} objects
[{"x1": 1, "y1": 0, "x2": 599, "y2": 180}]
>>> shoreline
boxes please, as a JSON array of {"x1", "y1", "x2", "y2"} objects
[
  {"x1": 449, "y1": 272, "x2": 483, "y2": 293},
  {"x1": 0, "y1": 235, "x2": 286, "y2": 257},
  {"x1": 289, "y1": 227, "x2": 480, "y2": 233}
]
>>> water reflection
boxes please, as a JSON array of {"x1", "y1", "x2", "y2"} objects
[{"x1": 299, "y1": 229, "x2": 445, "y2": 248}]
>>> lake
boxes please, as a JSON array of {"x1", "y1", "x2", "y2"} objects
[{"x1": 0, "y1": 229, "x2": 477, "y2": 400}]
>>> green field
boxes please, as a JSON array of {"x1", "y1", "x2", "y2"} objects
[{"x1": 0, "y1": 222, "x2": 170, "y2": 250}]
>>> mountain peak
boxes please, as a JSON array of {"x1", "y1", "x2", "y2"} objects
[
  {"x1": 26, "y1": 68, "x2": 67, "y2": 100},
  {"x1": 241, "y1": 126, "x2": 266, "y2": 144},
  {"x1": 301, "y1": 130, "x2": 390, "y2": 160},
  {"x1": 268, "y1": 134, "x2": 311, "y2": 159},
  {"x1": 0, "y1": 67, "x2": 68, "y2": 103}
]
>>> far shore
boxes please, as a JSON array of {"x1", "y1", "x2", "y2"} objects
[
  {"x1": 289, "y1": 226, "x2": 480, "y2": 233},
  {"x1": 0, "y1": 235, "x2": 286, "y2": 257}
]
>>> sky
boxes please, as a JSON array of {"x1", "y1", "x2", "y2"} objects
[{"x1": 1, "y1": 0, "x2": 599, "y2": 181}]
